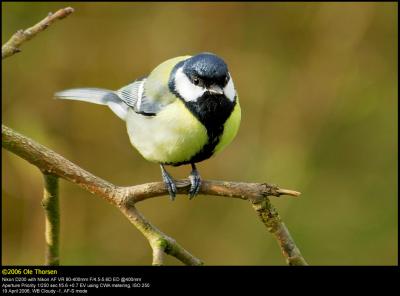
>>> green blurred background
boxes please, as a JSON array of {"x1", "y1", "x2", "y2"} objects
[{"x1": 2, "y1": 2, "x2": 397, "y2": 265}]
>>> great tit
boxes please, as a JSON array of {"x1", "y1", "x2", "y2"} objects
[{"x1": 55, "y1": 52, "x2": 241, "y2": 200}]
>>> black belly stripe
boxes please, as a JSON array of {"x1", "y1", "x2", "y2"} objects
[{"x1": 166, "y1": 93, "x2": 235, "y2": 166}]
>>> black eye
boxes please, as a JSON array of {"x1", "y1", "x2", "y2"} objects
[
  {"x1": 225, "y1": 76, "x2": 229, "y2": 84},
  {"x1": 193, "y1": 78, "x2": 200, "y2": 85}
]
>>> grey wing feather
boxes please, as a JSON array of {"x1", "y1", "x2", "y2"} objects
[
  {"x1": 116, "y1": 80, "x2": 142, "y2": 107},
  {"x1": 117, "y1": 78, "x2": 164, "y2": 115},
  {"x1": 138, "y1": 96, "x2": 164, "y2": 115}
]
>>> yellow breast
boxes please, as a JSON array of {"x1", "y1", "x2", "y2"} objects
[{"x1": 126, "y1": 100, "x2": 208, "y2": 164}]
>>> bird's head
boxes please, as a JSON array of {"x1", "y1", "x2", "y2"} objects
[{"x1": 170, "y1": 52, "x2": 236, "y2": 103}]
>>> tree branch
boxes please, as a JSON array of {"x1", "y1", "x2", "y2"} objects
[
  {"x1": 2, "y1": 7, "x2": 74, "y2": 59},
  {"x1": 252, "y1": 199, "x2": 307, "y2": 266},
  {"x1": 2, "y1": 124, "x2": 306, "y2": 265},
  {"x1": 41, "y1": 174, "x2": 60, "y2": 266},
  {"x1": 151, "y1": 244, "x2": 165, "y2": 266}
]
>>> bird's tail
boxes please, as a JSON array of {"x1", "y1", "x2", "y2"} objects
[{"x1": 54, "y1": 88, "x2": 128, "y2": 121}]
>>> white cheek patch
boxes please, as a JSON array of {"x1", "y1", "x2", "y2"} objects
[
  {"x1": 224, "y1": 75, "x2": 236, "y2": 102},
  {"x1": 174, "y1": 68, "x2": 205, "y2": 102}
]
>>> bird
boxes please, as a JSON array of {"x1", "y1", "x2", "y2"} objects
[{"x1": 55, "y1": 52, "x2": 241, "y2": 200}]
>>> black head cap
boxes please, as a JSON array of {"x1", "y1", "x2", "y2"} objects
[{"x1": 182, "y1": 53, "x2": 229, "y2": 87}]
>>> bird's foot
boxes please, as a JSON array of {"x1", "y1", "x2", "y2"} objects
[
  {"x1": 160, "y1": 165, "x2": 177, "y2": 201},
  {"x1": 188, "y1": 163, "x2": 202, "y2": 199}
]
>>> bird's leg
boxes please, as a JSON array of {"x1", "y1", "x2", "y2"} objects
[
  {"x1": 160, "y1": 164, "x2": 177, "y2": 201},
  {"x1": 188, "y1": 163, "x2": 202, "y2": 199}
]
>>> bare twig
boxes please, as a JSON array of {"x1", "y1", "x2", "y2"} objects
[
  {"x1": 2, "y1": 7, "x2": 74, "y2": 59},
  {"x1": 41, "y1": 174, "x2": 60, "y2": 266},
  {"x1": 2, "y1": 124, "x2": 306, "y2": 265}
]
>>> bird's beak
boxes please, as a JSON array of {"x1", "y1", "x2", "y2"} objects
[{"x1": 207, "y1": 85, "x2": 224, "y2": 95}]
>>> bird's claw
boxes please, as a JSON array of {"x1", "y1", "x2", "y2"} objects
[
  {"x1": 188, "y1": 167, "x2": 202, "y2": 199},
  {"x1": 160, "y1": 165, "x2": 177, "y2": 201}
]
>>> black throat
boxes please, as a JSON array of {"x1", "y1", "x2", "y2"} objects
[{"x1": 177, "y1": 92, "x2": 235, "y2": 165}]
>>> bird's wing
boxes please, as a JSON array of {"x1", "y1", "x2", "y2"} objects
[{"x1": 116, "y1": 77, "x2": 165, "y2": 116}]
